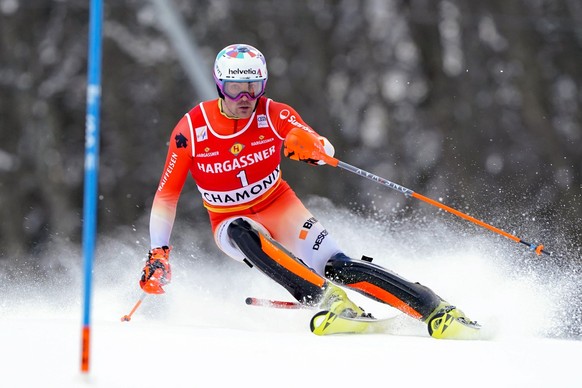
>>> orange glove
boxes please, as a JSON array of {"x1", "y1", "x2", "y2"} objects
[
  {"x1": 140, "y1": 246, "x2": 172, "y2": 294},
  {"x1": 283, "y1": 127, "x2": 334, "y2": 165}
]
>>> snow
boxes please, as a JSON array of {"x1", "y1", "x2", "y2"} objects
[
  {"x1": 2, "y1": 199, "x2": 581, "y2": 387},
  {"x1": 4, "y1": 316, "x2": 580, "y2": 387}
]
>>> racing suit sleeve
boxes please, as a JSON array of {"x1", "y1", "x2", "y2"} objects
[
  {"x1": 149, "y1": 115, "x2": 193, "y2": 248},
  {"x1": 268, "y1": 100, "x2": 318, "y2": 138},
  {"x1": 268, "y1": 100, "x2": 335, "y2": 164}
]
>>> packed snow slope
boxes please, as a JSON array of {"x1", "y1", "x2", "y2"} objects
[{"x1": 1, "y1": 197, "x2": 581, "y2": 387}]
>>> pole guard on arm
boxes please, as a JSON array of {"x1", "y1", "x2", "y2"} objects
[{"x1": 283, "y1": 127, "x2": 333, "y2": 166}]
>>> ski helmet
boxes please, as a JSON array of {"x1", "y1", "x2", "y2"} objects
[{"x1": 213, "y1": 44, "x2": 268, "y2": 101}]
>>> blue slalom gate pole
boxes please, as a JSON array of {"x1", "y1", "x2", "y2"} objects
[{"x1": 81, "y1": 0, "x2": 103, "y2": 373}]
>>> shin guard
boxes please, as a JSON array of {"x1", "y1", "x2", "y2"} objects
[
  {"x1": 325, "y1": 253, "x2": 442, "y2": 320},
  {"x1": 227, "y1": 218, "x2": 326, "y2": 305}
]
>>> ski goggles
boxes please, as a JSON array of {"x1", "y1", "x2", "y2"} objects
[{"x1": 220, "y1": 80, "x2": 266, "y2": 101}]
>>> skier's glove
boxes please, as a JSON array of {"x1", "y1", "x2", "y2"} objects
[
  {"x1": 140, "y1": 246, "x2": 172, "y2": 294},
  {"x1": 284, "y1": 127, "x2": 335, "y2": 166}
]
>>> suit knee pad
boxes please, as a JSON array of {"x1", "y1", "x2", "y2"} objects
[
  {"x1": 325, "y1": 253, "x2": 441, "y2": 320},
  {"x1": 227, "y1": 218, "x2": 326, "y2": 304}
]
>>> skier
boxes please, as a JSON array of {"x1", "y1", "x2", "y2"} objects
[{"x1": 139, "y1": 43, "x2": 475, "y2": 338}]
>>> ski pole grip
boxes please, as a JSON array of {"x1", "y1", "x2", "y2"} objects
[{"x1": 319, "y1": 153, "x2": 339, "y2": 167}]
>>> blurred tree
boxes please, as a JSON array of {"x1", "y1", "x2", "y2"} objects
[{"x1": 0, "y1": 0, "x2": 580, "y2": 263}]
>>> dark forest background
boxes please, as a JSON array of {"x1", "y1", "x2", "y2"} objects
[{"x1": 1, "y1": 0, "x2": 581, "y2": 271}]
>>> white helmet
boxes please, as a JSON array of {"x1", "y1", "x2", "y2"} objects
[{"x1": 213, "y1": 44, "x2": 268, "y2": 100}]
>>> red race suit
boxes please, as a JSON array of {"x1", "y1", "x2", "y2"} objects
[{"x1": 150, "y1": 97, "x2": 340, "y2": 275}]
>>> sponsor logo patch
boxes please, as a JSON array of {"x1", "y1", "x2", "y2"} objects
[
  {"x1": 257, "y1": 114, "x2": 268, "y2": 128},
  {"x1": 312, "y1": 229, "x2": 328, "y2": 250},
  {"x1": 199, "y1": 167, "x2": 280, "y2": 205},
  {"x1": 198, "y1": 146, "x2": 276, "y2": 173},
  {"x1": 251, "y1": 135, "x2": 274, "y2": 146},
  {"x1": 228, "y1": 68, "x2": 258, "y2": 75},
  {"x1": 195, "y1": 126, "x2": 208, "y2": 142},
  {"x1": 229, "y1": 142, "x2": 245, "y2": 156},
  {"x1": 299, "y1": 217, "x2": 318, "y2": 240},
  {"x1": 175, "y1": 133, "x2": 188, "y2": 148},
  {"x1": 279, "y1": 109, "x2": 290, "y2": 120},
  {"x1": 158, "y1": 152, "x2": 178, "y2": 191},
  {"x1": 196, "y1": 150, "x2": 220, "y2": 158}
]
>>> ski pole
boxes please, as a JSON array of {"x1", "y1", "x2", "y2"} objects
[
  {"x1": 121, "y1": 292, "x2": 147, "y2": 322},
  {"x1": 317, "y1": 153, "x2": 550, "y2": 256}
]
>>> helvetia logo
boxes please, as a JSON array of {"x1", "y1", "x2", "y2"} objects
[{"x1": 229, "y1": 68, "x2": 258, "y2": 75}]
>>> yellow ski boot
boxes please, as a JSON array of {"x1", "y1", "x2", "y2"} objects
[
  {"x1": 426, "y1": 301, "x2": 481, "y2": 340},
  {"x1": 320, "y1": 283, "x2": 365, "y2": 318}
]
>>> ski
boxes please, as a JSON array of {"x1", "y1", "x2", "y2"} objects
[
  {"x1": 310, "y1": 310, "x2": 401, "y2": 336},
  {"x1": 310, "y1": 310, "x2": 484, "y2": 340},
  {"x1": 246, "y1": 298, "x2": 485, "y2": 340},
  {"x1": 245, "y1": 297, "x2": 314, "y2": 310}
]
